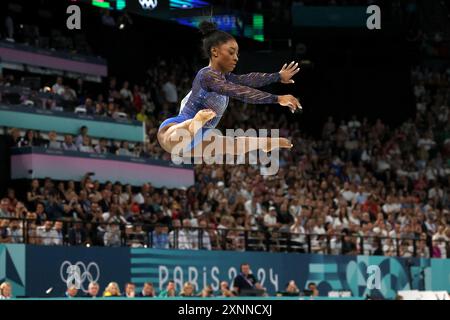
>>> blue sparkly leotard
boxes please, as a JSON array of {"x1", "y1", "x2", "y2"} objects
[{"x1": 159, "y1": 66, "x2": 280, "y2": 150}]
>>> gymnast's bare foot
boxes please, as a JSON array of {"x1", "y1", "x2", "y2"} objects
[{"x1": 193, "y1": 109, "x2": 216, "y2": 125}]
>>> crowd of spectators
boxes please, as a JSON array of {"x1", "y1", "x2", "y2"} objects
[{"x1": 2, "y1": 262, "x2": 317, "y2": 298}]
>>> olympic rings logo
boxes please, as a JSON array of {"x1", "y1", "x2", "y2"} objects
[{"x1": 60, "y1": 261, "x2": 100, "y2": 292}]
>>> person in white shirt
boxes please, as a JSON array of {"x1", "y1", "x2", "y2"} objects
[
  {"x1": 52, "y1": 76, "x2": 65, "y2": 95},
  {"x1": 169, "y1": 219, "x2": 193, "y2": 250},
  {"x1": 8, "y1": 219, "x2": 23, "y2": 243},
  {"x1": 244, "y1": 195, "x2": 263, "y2": 217},
  {"x1": 62, "y1": 135, "x2": 78, "y2": 151},
  {"x1": 162, "y1": 76, "x2": 178, "y2": 104},
  {"x1": 382, "y1": 196, "x2": 401, "y2": 215},
  {"x1": 312, "y1": 218, "x2": 326, "y2": 254},
  {"x1": 194, "y1": 220, "x2": 212, "y2": 250},
  {"x1": 264, "y1": 207, "x2": 279, "y2": 230},
  {"x1": 340, "y1": 182, "x2": 356, "y2": 203},
  {"x1": 290, "y1": 216, "x2": 306, "y2": 246},
  {"x1": 382, "y1": 237, "x2": 397, "y2": 256},
  {"x1": 120, "y1": 81, "x2": 133, "y2": 102},
  {"x1": 348, "y1": 209, "x2": 361, "y2": 226},
  {"x1": 36, "y1": 221, "x2": 58, "y2": 245}
]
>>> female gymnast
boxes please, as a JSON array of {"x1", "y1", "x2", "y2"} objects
[{"x1": 157, "y1": 21, "x2": 302, "y2": 159}]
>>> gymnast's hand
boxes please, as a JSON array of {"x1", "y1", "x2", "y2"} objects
[
  {"x1": 278, "y1": 95, "x2": 302, "y2": 113},
  {"x1": 279, "y1": 61, "x2": 301, "y2": 84}
]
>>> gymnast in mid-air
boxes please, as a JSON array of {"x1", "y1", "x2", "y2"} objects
[{"x1": 157, "y1": 21, "x2": 302, "y2": 159}]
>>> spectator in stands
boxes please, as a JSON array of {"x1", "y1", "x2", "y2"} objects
[
  {"x1": 85, "y1": 282, "x2": 100, "y2": 298},
  {"x1": 120, "y1": 81, "x2": 133, "y2": 104},
  {"x1": 4, "y1": 14, "x2": 14, "y2": 42},
  {"x1": 68, "y1": 221, "x2": 87, "y2": 246},
  {"x1": 159, "y1": 280, "x2": 176, "y2": 297},
  {"x1": 79, "y1": 98, "x2": 95, "y2": 114},
  {"x1": 45, "y1": 194, "x2": 65, "y2": 220},
  {"x1": 94, "y1": 138, "x2": 109, "y2": 154},
  {"x1": 75, "y1": 126, "x2": 88, "y2": 147},
  {"x1": 103, "y1": 282, "x2": 121, "y2": 297},
  {"x1": 52, "y1": 77, "x2": 65, "y2": 96},
  {"x1": 136, "y1": 108, "x2": 148, "y2": 123},
  {"x1": 169, "y1": 219, "x2": 186, "y2": 249},
  {"x1": 124, "y1": 282, "x2": 136, "y2": 298},
  {"x1": 219, "y1": 281, "x2": 235, "y2": 297},
  {"x1": 116, "y1": 141, "x2": 133, "y2": 157},
  {"x1": 284, "y1": 280, "x2": 300, "y2": 295},
  {"x1": 6, "y1": 128, "x2": 21, "y2": 148},
  {"x1": 161, "y1": 75, "x2": 178, "y2": 109},
  {"x1": 47, "y1": 131, "x2": 61, "y2": 149},
  {"x1": 197, "y1": 220, "x2": 212, "y2": 250},
  {"x1": 78, "y1": 136, "x2": 94, "y2": 153},
  {"x1": 0, "y1": 220, "x2": 11, "y2": 243},
  {"x1": 63, "y1": 85, "x2": 77, "y2": 102},
  {"x1": 138, "y1": 282, "x2": 155, "y2": 297},
  {"x1": 62, "y1": 135, "x2": 78, "y2": 151},
  {"x1": 417, "y1": 239, "x2": 430, "y2": 258},
  {"x1": 8, "y1": 219, "x2": 23, "y2": 243},
  {"x1": 307, "y1": 282, "x2": 319, "y2": 297},
  {"x1": 18, "y1": 130, "x2": 36, "y2": 147},
  {"x1": 151, "y1": 223, "x2": 170, "y2": 249},
  {"x1": 264, "y1": 206, "x2": 280, "y2": 231},
  {"x1": 341, "y1": 230, "x2": 357, "y2": 255},
  {"x1": 180, "y1": 282, "x2": 195, "y2": 297},
  {"x1": 0, "y1": 198, "x2": 12, "y2": 218},
  {"x1": 103, "y1": 223, "x2": 122, "y2": 247},
  {"x1": 0, "y1": 282, "x2": 13, "y2": 299},
  {"x1": 34, "y1": 202, "x2": 48, "y2": 225},
  {"x1": 66, "y1": 285, "x2": 78, "y2": 298},
  {"x1": 36, "y1": 221, "x2": 57, "y2": 245},
  {"x1": 132, "y1": 143, "x2": 143, "y2": 158},
  {"x1": 53, "y1": 221, "x2": 64, "y2": 245}
]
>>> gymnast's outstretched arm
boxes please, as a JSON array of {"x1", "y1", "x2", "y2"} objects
[
  {"x1": 225, "y1": 72, "x2": 280, "y2": 88},
  {"x1": 200, "y1": 68, "x2": 279, "y2": 104}
]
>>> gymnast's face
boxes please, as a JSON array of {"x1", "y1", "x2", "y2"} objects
[{"x1": 212, "y1": 39, "x2": 239, "y2": 73}]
